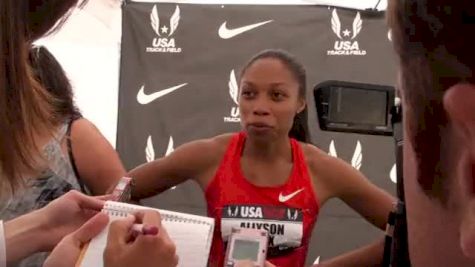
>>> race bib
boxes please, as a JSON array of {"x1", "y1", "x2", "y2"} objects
[{"x1": 221, "y1": 204, "x2": 303, "y2": 257}]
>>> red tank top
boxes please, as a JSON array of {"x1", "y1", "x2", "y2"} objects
[{"x1": 205, "y1": 132, "x2": 320, "y2": 267}]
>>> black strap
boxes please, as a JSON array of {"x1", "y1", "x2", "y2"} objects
[{"x1": 67, "y1": 119, "x2": 88, "y2": 194}]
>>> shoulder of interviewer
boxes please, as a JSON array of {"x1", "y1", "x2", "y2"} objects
[{"x1": 68, "y1": 118, "x2": 125, "y2": 195}]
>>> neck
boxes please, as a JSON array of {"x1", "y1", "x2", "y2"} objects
[{"x1": 242, "y1": 135, "x2": 292, "y2": 162}]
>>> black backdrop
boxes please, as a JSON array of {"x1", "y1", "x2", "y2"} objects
[{"x1": 117, "y1": 1, "x2": 398, "y2": 264}]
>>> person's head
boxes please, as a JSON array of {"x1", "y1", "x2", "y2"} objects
[
  {"x1": 238, "y1": 49, "x2": 309, "y2": 143},
  {"x1": 388, "y1": 1, "x2": 475, "y2": 266},
  {"x1": 29, "y1": 46, "x2": 81, "y2": 120},
  {"x1": 0, "y1": 0, "x2": 82, "y2": 192}
]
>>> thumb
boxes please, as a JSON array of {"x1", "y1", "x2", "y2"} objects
[
  {"x1": 43, "y1": 213, "x2": 109, "y2": 267},
  {"x1": 71, "y1": 212, "x2": 109, "y2": 246},
  {"x1": 107, "y1": 214, "x2": 136, "y2": 245}
]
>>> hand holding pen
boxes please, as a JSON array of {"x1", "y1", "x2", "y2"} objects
[{"x1": 104, "y1": 211, "x2": 179, "y2": 267}]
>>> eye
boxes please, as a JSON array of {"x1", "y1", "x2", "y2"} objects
[
  {"x1": 271, "y1": 90, "x2": 286, "y2": 101},
  {"x1": 240, "y1": 87, "x2": 256, "y2": 99}
]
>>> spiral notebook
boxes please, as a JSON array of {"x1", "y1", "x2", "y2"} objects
[{"x1": 77, "y1": 201, "x2": 215, "y2": 267}]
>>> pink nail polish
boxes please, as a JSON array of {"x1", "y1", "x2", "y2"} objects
[{"x1": 143, "y1": 225, "x2": 159, "y2": 235}]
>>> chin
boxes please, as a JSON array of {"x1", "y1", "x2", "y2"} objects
[{"x1": 245, "y1": 125, "x2": 272, "y2": 135}]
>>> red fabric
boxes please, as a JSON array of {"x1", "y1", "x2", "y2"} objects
[{"x1": 205, "y1": 132, "x2": 320, "y2": 267}]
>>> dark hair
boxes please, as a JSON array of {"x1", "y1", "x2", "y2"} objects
[
  {"x1": 0, "y1": 0, "x2": 81, "y2": 192},
  {"x1": 388, "y1": 0, "x2": 475, "y2": 202},
  {"x1": 239, "y1": 49, "x2": 310, "y2": 143},
  {"x1": 29, "y1": 46, "x2": 81, "y2": 120}
]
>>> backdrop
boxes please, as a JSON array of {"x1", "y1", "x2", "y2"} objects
[{"x1": 116, "y1": 1, "x2": 398, "y2": 264}]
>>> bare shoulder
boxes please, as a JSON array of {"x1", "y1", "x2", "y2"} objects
[
  {"x1": 299, "y1": 142, "x2": 354, "y2": 183},
  {"x1": 169, "y1": 133, "x2": 235, "y2": 165},
  {"x1": 154, "y1": 133, "x2": 236, "y2": 186},
  {"x1": 300, "y1": 143, "x2": 335, "y2": 172},
  {"x1": 300, "y1": 142, "x2": 378, "y2": 196},
  {"x1": 69, "y1": 118, "x2": 107, "y2": 145},
  {"x1": 210, "y1": 133, "x2": 235, "y2": 147},
  {"x1": 70, "y1": 118, "x2": 99, "y2": 135},
  {"x1": 183, "y1": 133, "x2": 233, "y2": 153}
]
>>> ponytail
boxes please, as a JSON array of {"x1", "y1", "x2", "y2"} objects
[{"x1": 289, "y1": 106, "x2": 310, "y2": 143}]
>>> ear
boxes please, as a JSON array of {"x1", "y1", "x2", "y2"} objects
[
  {"x1": 443, "y1": 83, "x2": 475, "y2": 159},
  {"x1": 443, "y1": 83, "x2": 475, "y2": 259},
  {"x1": 297, "y1": 98, "x2": 306, "y2": 114}
]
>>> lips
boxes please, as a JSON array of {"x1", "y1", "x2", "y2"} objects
[
  {"x1": 247, "y1": 122, "x2": 273, "y2": 135},
  {"x1": 248, "y1": 122, "x2": 272, "y2": 128}
]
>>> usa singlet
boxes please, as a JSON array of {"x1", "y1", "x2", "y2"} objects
[{"x1": 206, "y1": 132, "x2": 320, "y2": 267}]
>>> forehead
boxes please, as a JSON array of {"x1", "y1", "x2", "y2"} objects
[{"x1": 242, "y1": 58, "x2": 296, "y2": 84}]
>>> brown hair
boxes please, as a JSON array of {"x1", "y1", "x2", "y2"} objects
[
  {"x1": 30, "y1": 46, "x2": 82, "y2": 120},
  {"x1": 0, "y1": 0, "x2": 81, "y2": 193},
  {"x1": 388, "y1": 0, "x2": 475, "y2": 201}
]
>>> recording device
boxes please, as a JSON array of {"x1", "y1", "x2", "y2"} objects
[
  {"x1": 224, "y1": 228, "x2": 269, "y2": 267},
  {"x1": 314, "y1": 80, "x2": 396, "y2": 136},
  {"x1": 313, "y1": 80, "x2": 410, "y2": 267}
]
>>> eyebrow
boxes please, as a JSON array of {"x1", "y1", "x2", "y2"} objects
[{"x1": 241, "y1": 81, "x2": 288, "y2": 86}]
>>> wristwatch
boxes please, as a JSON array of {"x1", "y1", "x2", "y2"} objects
[{"x1": 112, "y1": 176, "x2": 135, "y2": 202}]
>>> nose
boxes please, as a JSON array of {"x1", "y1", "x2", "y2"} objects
[{"x1": 252, "y1": 97, "x2": 271, "y2": 116}]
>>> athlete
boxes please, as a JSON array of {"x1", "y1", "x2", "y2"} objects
[{"x1": 128, "y1": 49, "x2": 395, "y2": 267}]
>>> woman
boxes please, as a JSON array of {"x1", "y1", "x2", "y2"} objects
[
  {"x1": 129, "y1": 49, "x2": 395, "y2": 267},
  {"x1": 0, "y1": 1, "x2": 124, "y2": 266},
  {"x1": 27, "y1": 45, "x2": 125, "y2": 196}
]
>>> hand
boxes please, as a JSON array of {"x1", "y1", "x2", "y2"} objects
[
  {"x1": 234, "y1": 260, "x2": 276, "y2": 267},
  {"x1": 35, "y1": 190, "x2": 108, "y2": 251},
  {"x1": 43, "y1": 213, "x2": 109, "y2": 267},
  {"x1": 104, "y1": 210, "x2": 178, "y2": 267}
]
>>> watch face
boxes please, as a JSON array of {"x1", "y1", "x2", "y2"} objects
[
  {"x1": 113, "y1": 177, "x2": 133, "y2": 202},
  {"x1": 232, "y1": 239, "x2": 260, "y2": 261}
]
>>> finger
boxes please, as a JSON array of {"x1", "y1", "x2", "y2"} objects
[
  {"x1": 71, "y1": 213, "x2": 109, "y2": 246},
  {"x1": 107, "y1": 215, "x2": 136, "y2": 245},
  {"x1": 72, "y1": 191, "x2": 106, "y2": 211},
  {"x1": 79, "y1": 209, "x2": 100, "y2": 224},
  {"x1": 134, "y1": 210, "x2": 162, "y2": 226},
  {"x1": 264, "y1": 261, "x2": 277, "y2": 267},
  {"x1": 234, "y1": 260, "x2": 254, "y2": 267},
  {"x1": 96, "y1": 194, "x2": 115, "y2": 201},
  {"x1": 134, "y1": 210, "x2": 162, "y2": 236}
]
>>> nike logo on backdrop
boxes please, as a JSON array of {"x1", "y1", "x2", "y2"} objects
[
  {"x1": 218, "y1": 20, "x2": 273, "y2": 39},
  {"x1": 136, "y1": 83, "x2": 188, "y2": 105},
  {"x1": 278, "y1": 188, "x2": 304, "y2": 202}
]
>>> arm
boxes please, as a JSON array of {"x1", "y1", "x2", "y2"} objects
[
  {"x1": 4, "y1": 212, "x2": 45, "y2": 264},
  {"x1": 45, "y1": 211, "x2": 178, "y2": 267},
  {"x1": 316, "y1": 238, "x2": 385, "y2": 267},
  {"x1": 129, "y1": 136, "x2": 227, "y2": 200},
  {"x1": 4, "y1": 191, "x2": 105, "y2": 264},
  {"x1": 70, "y1": 118, "x2": 126, "y2": 195},
  {"x1": 310, "y1": 150, "x2": 395, "y2": 230},
  {"x1": 307, "y1": 147, "x2": 395, "y2": 267}
]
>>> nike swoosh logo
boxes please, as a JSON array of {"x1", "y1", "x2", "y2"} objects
[
  {"x1": 136, "y1": 83, "x2": 187, "y2": 105},
  {"x1": 278, "y1": 188, "x2": 305, "y2": 203},
  {"x1": 218, "y1": 20, "x2": 273, "y2": 39}
]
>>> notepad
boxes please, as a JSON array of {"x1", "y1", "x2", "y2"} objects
[{"x1": 78, "y1": 201, "x2": 215, "y2": 267}]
